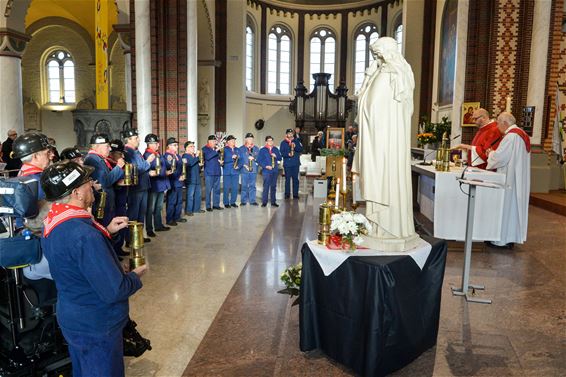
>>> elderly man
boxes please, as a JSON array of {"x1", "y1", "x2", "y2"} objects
[
  {"x1": 123, "y1": 129, "x2": 155, "y2": 241},
  {"x1": 182, "y1": 141, "x2": 204, "y2": 215},
  {"x1": 84, "y1": 133, "x2": 125, "y2": 228},
  {"x1": 257, "y1": 136, "x2": 282, "y2": 207},
  {"x1": 239, "y1": 133, "x2": 259, "y2": 206},
  {"x1": 280, "y1": 128, "x2": 303, "y2": 199},
  {"x1": 143, "y1": 134, "x2": 171, "y2": 235},
  {"x1": 164, "y1": 137, "x2": 186, "y2": 225},
  {"x1": 2, "y1": 128, "x2": 21, "y2": 176},
  {"x1": 202, "y1": 135, "x2": 223, "y2": 211},
  {"x1": 222, "y1": 135, "x2": 241, "y2": 208},
  {"x1": 455, "y1": 108, "x2": 501, "y2": 169},
  {"x1": 485, "y1": 112, "x2": 531, "y2": 248},
  {"x1": 40, "y1": 161, "x2": 146, "y2": 377}
]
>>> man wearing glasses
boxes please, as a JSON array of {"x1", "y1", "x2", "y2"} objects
[
  {"x1": 1, "y1": 129, "x2": 21, "y2": 176},
  {"x1": 455, "y1": 108, "x2": 502, "y2": 169}
]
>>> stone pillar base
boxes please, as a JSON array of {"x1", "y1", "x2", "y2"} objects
[{"x1": 361, "y1": 233, "x2": 421, "y2": 252}]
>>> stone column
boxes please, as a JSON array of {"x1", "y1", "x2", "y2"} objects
[
  {"x1": 526, "y1": 0, "x2": 552, "y2": 145},
  {"x1": 0, "y1": 29, "x2": 29, "y2": 137},
  {"x1": 134, "y1": 0, "x2": 152, "y2": 149},
  {"x1": 115, "y1": 25, "x2": 132, "y2": 112},
  {"x1": 187, "y1": 0, "x2": 198, "y2": 144}
]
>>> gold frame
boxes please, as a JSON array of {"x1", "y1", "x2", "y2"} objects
[
  {"x1": 461, "y1": 102, "x2": 481, "y2": 127},
  {"x1": 326, "y1": 127, "x2": 345, "y2": 149}
]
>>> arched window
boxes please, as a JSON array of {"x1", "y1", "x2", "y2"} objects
[
  {"x1": 309, "y1": 28, "x2": 336, "y2": 91},
  {"x1": 267, "y1": 25, "x2": 292, "y2": 95},
  {"x1": 46, "y1": 50, "x2": 75, "y2": 103},
  {"x1": 353, "y1": 24, "x2": 379, "y2": 94},
  {"x1": 395, "y1": 24, "x2": 403, "y2": 53},
  {"x1": 245, "y1": 17, "x2": 256, "y2": 91}
]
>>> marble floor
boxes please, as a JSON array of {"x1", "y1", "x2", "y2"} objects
[{"x1": 126, "y1": 177, "x2": 566, "y2": 376}]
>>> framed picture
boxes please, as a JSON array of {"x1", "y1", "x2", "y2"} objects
[
  {"x1": 326, "y1": 128, "x2": 344, "y2": 149},
  {"x1": 461, "y1": 102, "x2": 481, "y2": 127}
]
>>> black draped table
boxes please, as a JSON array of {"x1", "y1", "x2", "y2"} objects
[{"x1": 299, "y1": 236, "x2": 447, "y2": 376}]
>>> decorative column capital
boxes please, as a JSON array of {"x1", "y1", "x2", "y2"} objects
[
  {"x1": 0, "y1": 28, "x2": 30, "y2": 58},
  {"x1": 113, "y1": 24, "x2": 131, "y2": 53}
]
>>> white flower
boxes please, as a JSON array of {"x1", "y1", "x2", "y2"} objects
[{"x1": 353, "y1": 235, "x2": 364, "y2": 245}]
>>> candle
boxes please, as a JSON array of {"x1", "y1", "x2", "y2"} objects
[
  {"x1": 342, "y1": 158, "x2": 347, "y2": 192},
  {"x1": 335, "y1": 178, "x2": 340, "y2": 208},
  {"x1": 352, "y1": 175, "x2": 357, "y2": 205},
  {"x1": 505, "y1": 96, "x2": 511, "y2": 112}
]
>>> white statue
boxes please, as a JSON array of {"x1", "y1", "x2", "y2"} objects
[
  {"x1": 198, "y1": 79, "x2": 210, "y2": 114},
  {"x1": 352, "y1": 37, "x2": 419, "y2": 251}
]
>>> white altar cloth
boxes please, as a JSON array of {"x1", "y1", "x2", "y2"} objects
[
  {"x1": 413, "y1": 163, "x2": 506, "y2": 241},
  {"x1": 307, "y1": 239, "x2": 432, "y2": 277}
]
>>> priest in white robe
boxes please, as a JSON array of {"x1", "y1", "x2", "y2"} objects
[
  {"x1": 486, "y1": 112, "x2": 531, "y2": 247},
  {"x1": 352, "y1": 37, "x2": 419, "y2": 251}
]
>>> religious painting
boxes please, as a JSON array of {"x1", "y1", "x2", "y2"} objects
[
  {"x1": 326, "y1": 128, "x2": 344, "y2": 149},
  {"x1": 437, "y1": 0, "x2": 458, "y2": 106},
  {"x1": 461, "y1": 102, "x2": 480, "y2": 127}
]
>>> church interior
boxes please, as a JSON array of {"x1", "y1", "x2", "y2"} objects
[{"x1": 0, "y1": 0, "x2": 565, "y2": 376}]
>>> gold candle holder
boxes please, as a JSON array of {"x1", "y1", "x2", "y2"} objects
[
  {"x1": 182, "y1": 159, "x2": 187, "y2": 177},
  {"x1": 123, "y1": 163, "x2": 133, "y2": 186},
  {"x1": 199, "y1": 153, "x2": 204, "y2": 166},
  {"x1": 171, "y1": 157, "x2": 176, "y2": 173},
  {"x1": 96, "y1": 191, "x2": 106, "y2": 219},
  {"x1": 340, "y1": 189, "x2": 348, "y2": 211},
  {"x1": 317, "y1": 202, "x2": 332, "y2": 245}
]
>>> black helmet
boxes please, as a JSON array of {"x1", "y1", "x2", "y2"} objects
[
  {"x1": 166, "y1": 137, "x2": 178, "y2": 146},
  {"x1": 11, "y1": 132, "x2": 52, "y2": 159},
  {"x1": 41, "y1": 161, "x2": 94, "y2": 201},
  {"x1": 122, "y1": 128, "x2": 138, "y2": 139},
  {"x1": 226, "y1": 135, "x2": 236, "y2": 142},
  {"x1": 60, "y1": 147, "x2": 83, "y2": 161},
  {"x1": 145, "y1": 134, "x2": 159, "y2": 143},
  {"x1": 90, "y1": 133, "x2": 110, "y2": 144},
  {"x1": 110, "y1": 139, "x2": 125, "y2": 152}
]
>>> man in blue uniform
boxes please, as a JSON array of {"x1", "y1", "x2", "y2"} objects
[
  {"x1": 123, "y1": 129, "x2": 155, "y2": 241},
  {"x1": 257, "y1": 136, "x2": 282, "y2": 207},
  {"x1": 143, "y1": 134, "x2": 171, "y2": 237},
  {"x1": 40, "y1": 161, "x2": 146, "y2": 377},
  {"x1": 182, "y1": 141, "x2": 204, "y2": 216},
  {"x1": 84, "y1": 133, "x2": 124, "y2": 228},
  {"x1": 164, "y1": 137, "x2": 186, "y2": 225},
  {"x1": 280, "y1": 128, "x2": 303, "y2": 199},
  {"x1": 222, "y1": 135, "x2": 241, "y2": 208},
  {"x1": 202, "y1": 135, "x2": 223, "y2": 211},
  {"x1": 238, "y1": 133, "x2": 259, "y2": 206},
  {"x1": 109, "y1": 139, "x2": 130, "y2": 254}
]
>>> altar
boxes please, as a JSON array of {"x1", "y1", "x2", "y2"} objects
[{"x1": 411, "y1": 163, "x2": 506, "y2": 241}]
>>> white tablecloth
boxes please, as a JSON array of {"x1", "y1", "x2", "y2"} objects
[
  {"x1": 413, "y1": 164, "x2": 505, "y2": 241},
  {"x1": 307, "y1": 238, "x2": 432, "y2": 276}
]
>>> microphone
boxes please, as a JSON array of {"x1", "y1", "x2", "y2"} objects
[
  {"x1": 418, "y1": 134, "x2": 461, "y2": 166},
  {"x1": 459, "y1": 136, "x2": 502, "y2": 181}
]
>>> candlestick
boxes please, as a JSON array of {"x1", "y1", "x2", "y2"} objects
[
  {"x1": 352, "y1": 175, "x2": 357, "y2": 205},
  {"x1": 335, "y1": 178, "x2": 340, "y2": 208},
  {"x1": 342, "y1": 157, "x2": 347, "y2": 192}
]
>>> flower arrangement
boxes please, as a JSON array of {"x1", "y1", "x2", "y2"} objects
[
  {"x1": 278, "y1": 263, "x2": 302, "y2": 306},
  {"x1": 416, "y1": 132, "x2": 437, "y2": 146},
  {"x1": 328, "y1": 211, "x2": 372, "y2": 251}
]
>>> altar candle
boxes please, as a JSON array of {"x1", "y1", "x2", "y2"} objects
[
  {"x1": 335, "y1": 178, "x2": 340, "y2": 207},
  {"x1": 505, "y1": 95, "x2": 511, "y2": 112},
  {"x1": 342, "y1": 158, "x2": 347, "y2": 192},
  {"x1": 352, "y1": 175, "x2": 357, "y2": 205}
]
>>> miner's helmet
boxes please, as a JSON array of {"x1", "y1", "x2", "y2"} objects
[
  {"x1": 60, "y1": 147, "x2": 83, "y2": 161},
  {"x1": 41, "y1": 161, "x2": 94, "y2": 201},
  {"x1": 122, "y1": 128, "x2": 138, "y2": 139},
  {"x1": 110, "y1": 139, "x2": 125, "y2": 153},
  {"x1": 90, "y1": 133, "x2": 110, "y2": 145},
  {"x1": 11, "y1": 132, "x2": 52, "y2": 159},
  {"x1": 145, "y1": 134, "x2": 159, "y2": 143}
]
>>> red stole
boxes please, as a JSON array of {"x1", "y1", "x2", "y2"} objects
[
  {"x1": 507, "y1": 127, "x2": 531, "y2": 152},
  {"x1": 18, "y1": 163, "x2": 44, "y2": 177},
  {"x1": 88, "y1": 150, "x2": 113, "y2": 170},
  {"x1": 470, "y1": 121, "x2": 501, "y2": 168},
  {"x1": 43, "y1": 202, "x2": 110, "y2": 239},
  {"x1": 145, "y1": 148, "x2": 160, "y2": 156}
]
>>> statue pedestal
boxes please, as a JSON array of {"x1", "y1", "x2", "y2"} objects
[{"x1": 361, "y1": 233, "x2": 421, "y2": 252}]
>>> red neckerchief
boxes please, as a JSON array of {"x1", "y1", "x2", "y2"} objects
[
  {"x1": 285, "y1": 137, "x2": 293, "y2": 145},
  {"x1": 43, "y1": 202, "x2": 111, "y2": 239},
  {"x1": 266, "y1": 144, "x2": 272, "y2": 153},
  {"x1": 18, "y1": 163, "x2": 44, "y2": 177},
  {"x1": 145, "y1": 147, "x2": 160, "y2": 156},
  {"x1": 246, "y1": 144, "x2": 254, "y2": 154},
  {"x1": 88, "y1": 150, "x2": 112, "y2": 170},
  {"x1": 507, "y1": 127, "x2": 531, "y2": 152}
]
